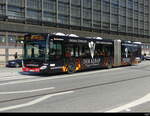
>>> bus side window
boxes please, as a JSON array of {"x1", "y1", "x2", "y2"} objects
[
  {"x1": 50, "y1": 43, "x2": 62, "y2": 59},
  {"x1": 65, "y1": 46, "x2": 73, "y2": 58},
  {"x1": 75, "y1": 45, "x2": 79, "y2": 57},
  {"x1": 57, "y1": 44, "x2": 62, "y2": 56},
  {"x1": 81, "y1": 46, "x2": 86, "y2": 57}
]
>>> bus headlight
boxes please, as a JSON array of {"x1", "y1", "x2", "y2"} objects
[
  {"x1": 40, "y1": 66, "x2": 47, "y2": 70},
  {"x1": 135, "y1": 57, "x2": 140, "y2": 60}
]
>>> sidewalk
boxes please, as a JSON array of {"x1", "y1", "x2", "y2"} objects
[{"x1": 0, "y1": 63, "x2": 5, "y2": 68}]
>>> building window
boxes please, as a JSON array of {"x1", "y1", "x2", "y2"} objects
[
  {"x1": 0, "y1": 35, "x2": 5, "y2": 43},
  {"x1": 7, "y1": 6, "x2": 24, "y2": 19},
  {"x1": 111, "y1": 4, "x2": 118, "y2": 15},
  {"x1": 83, "y1": 0, "x2": 91, "y2": 9},
  {"x1": 102, "y1": 1, "x2": 110, "y2": 12},
  {"x1": 111, "y1": 14, "x2": 118, "y2": 24},
  {"x1": 134, "y1": 19, "x2": 138, "y2": 28},
  {"x1": 145, "y1": 0, "x2": 149, "y2": 6},
  {"x1": 111, "y1": 24, "x2": 118, "y2": 31},
  {"x1": 119, "y1": 16, "x2": 126, "y2": 25},
  {"x1": 83, "y1": 8, "x2": 91, "y2": 20},
  {"x1": 102, "y1": 12, "x2": 110, "y2": 23},
  {"x1": 8, "y1": 0, "x2": 24, "y2": 7},
  {"x1": 0, "y1": 4, "x2": 5, "y2": 15},
  {"x1": 145, "y1": 23, "x2": 149, "y2": 30},
  {"x1": 139, "y1": 4, "x2": 144, "y2": 13},
  {"x1": 93, "y1": 0, "x2": 101, "y2": 11},
  {"x1": 127, "y1": 9, "x2": 133, "y2": 18},
  {"x1": 139, "y1": 0, "x2": 144, "y2": 4},
  {"x1": 102, "y1": 22, "x2": 110, "y2": 30},
  {"x1": 139, "y1": 29, "x2": 144, "y2": 35},
  {"x1": 139, "y1": 13, "x2": 144, "y2": 21},
  {"x1": 0, "y1": 0, "x2": 5, "y2": 4},
  {"x1": 127, "y1": 0, "x2": 133, "y2": 9},
  {"x1": 27, "y1": 0, "x2": 41, "y2": 9},
  {"x1": 71, "y1": 0, "x2": 81, "y2": 6},
  {"x1": 93, "y1": 20, "x2": 101, "y2": 29},
  {"x1": 27, "y1": 9, "x2": 41, "y2": 20},
  {"x1": 120, "y1": 7, "x2": 126, "y2": 16},
  {"x1": 83, "y1": 19, "x2": 91, "y2": 28},
  {"x1": 144, "y1": 14, "x2": 149, "y2": 22},
  {"x1": 8, "y1": 35, "x2": 16, "y2": 43},
  {"x1": 144, "y1": 6, "x2": 149, "y2": 14},
  {"x1": 127, "y1": 26, "x2": 133, "y2": 33},
  {"x1": 43, "y1": 0, "x2": 56, "y2": 13},
  {"x1": 58, "y1": 14, "x2": 69, "y2": 25},
  {"x1": 119, "y1": 25, "x2": 126, "y2": 32},
  {"x1": 58, "y1": 2, "x2": 69, "y2": 15},
  {"x1": 119, "y1": 0, "x2": 126, "y2": 7},
  {"x1": 127, "y1": 18, "x2": 133, "y2": 27},
  {"x1": 71, "y1": 6, "x2": 81, "y2": 17},
  {"x1": 134, "y1": 11, "x2": 138, "y2": 20},
  {"x1": 134, "y1": 28, "x2": 138, "y2": 34},
  {"x1": 111, "y1": 0, "x2": 118, "y2": 5},
  {"x1": 43, "y1": 12, "x2": 56, "y2": 22},
  {"x1": 93, "y1": 10, "x2": 100, "y2": 21},
  {"x1": 58, "y1": 0, "x2": 69, "y2": 25},
  {"x1": 71, "y1": 17, "x2": 81, "y2": 26},
  {"x1": 134, "y1": 2, "x2": 138, "y2": 11},
  {"x1": 139, "y1": 21, "x2": 144, "y2": 29},
  {"x1": 144, "y1": 30, "x2": 149, "y2": 36}
]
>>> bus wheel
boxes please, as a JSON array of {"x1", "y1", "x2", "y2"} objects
[{"x1": 67, "y1": 63, "x2": 76, "y2": 74}]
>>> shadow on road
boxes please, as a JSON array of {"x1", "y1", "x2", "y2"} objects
[{"x1": 18, "y1": 65, "x2": 135, "y2": 77}]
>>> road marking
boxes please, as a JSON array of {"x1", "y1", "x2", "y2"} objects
[
  {"x1": 0, "y1": 76, "x2": 37, "y2": 82},
  {"x1": 0, "y1": 91, "x2": 74, "y2": 112},
  {"x1": 106, "y1": 93, "x2": 150, "y2": 112},
  {"x1": 125, "y1": 108, "x2": 131, "y2": 112},
  {"x1": 0, "y1": 87, "x2": 55, "y2": 95},
  {"x1": 0, "y1": 68, "x2": 123, "y2": 86}
]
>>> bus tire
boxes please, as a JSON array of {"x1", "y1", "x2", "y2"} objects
[{"x1": 67, "y1": 63, "x2": 76, "y2": 74}]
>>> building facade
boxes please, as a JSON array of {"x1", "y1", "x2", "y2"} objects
[{"x1": 0, "y1": 0, "x2": 150, "y2": 65}]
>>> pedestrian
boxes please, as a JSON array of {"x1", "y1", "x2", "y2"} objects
[{"x1": 14, "y1": 52, "x2": 18, "y2": 59}]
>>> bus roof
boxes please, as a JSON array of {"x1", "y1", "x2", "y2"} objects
[
  {"x1": 24, "y1": 33, "x2": 142, "y2": 45},
  {"x1": 25, "y1": 33, "x2": 114, "y2": 43}
]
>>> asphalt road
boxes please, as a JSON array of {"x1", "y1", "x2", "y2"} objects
[{"x1": 0, "y1": 61, "x2": 150, "y2": 112}]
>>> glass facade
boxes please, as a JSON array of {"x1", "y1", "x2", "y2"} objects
[
  {"x1": 0, "y1": 0, "x2": 149, "y2": 65},
  {"x1": 0, "y1": 0, "x2": 149, "y2": 36}
]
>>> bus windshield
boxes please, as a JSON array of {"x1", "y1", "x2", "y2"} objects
[{"x1": 24, "y1": 40, "x2": 48, "y2": 60}]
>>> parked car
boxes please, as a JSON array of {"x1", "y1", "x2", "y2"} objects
[
  {"x1": 144, "y1": 55, "x2": 150, "y2": 60},
  {"x1": 6, "y1": 59, "x2": 22, "y2": 68}
]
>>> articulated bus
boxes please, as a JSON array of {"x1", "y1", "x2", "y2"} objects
[{"x1": 22, "y1": 33, "x2": 142, "y2": 74}]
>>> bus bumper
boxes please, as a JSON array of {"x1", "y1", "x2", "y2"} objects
[{"x1": 22, "y1": 67, "x2": 40, "y2": 72}]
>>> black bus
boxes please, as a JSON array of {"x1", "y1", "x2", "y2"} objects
[{"x1": 22, "y1": 33, "x2": 142, "y2": 73}]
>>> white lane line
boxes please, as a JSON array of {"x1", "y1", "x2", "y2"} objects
[
  {"x1": 0, "y1": 87, "x2": 55, "y2": 95},
  {"x1": 106, "y1": 93, "x2": 150, "y2": 112},
  {"x1": 0, "y1": 76, "x2": 37, "y2": 82},
  {"x1": 0, "y1": 91, "x2": 74, "y2": 112},
  {"x1": 125, "y1": 109, "x2": 131, "y2": 112},
  {"x1": 0, "y1": 68, "x2": 123, "y2": 86}
]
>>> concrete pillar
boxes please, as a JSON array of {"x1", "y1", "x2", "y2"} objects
[{"x1": 5, "y1": 32, "x2": 8, "y2": 63}]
